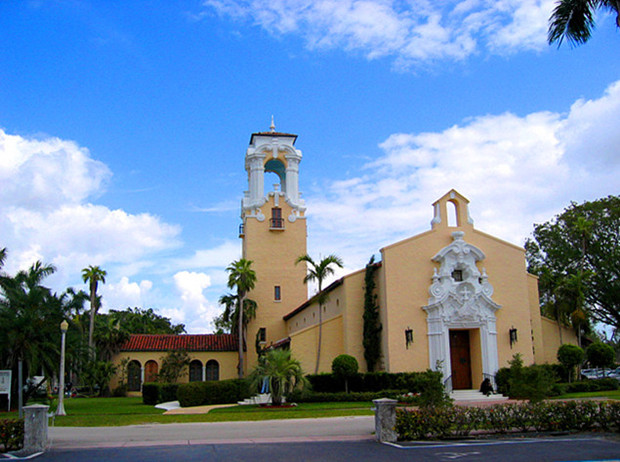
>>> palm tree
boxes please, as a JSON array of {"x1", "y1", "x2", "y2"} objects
[
  {"x1": 225, "y1": 259, "x2": 257, "y2": 378},
  {"x1": 295, "y1": 254, "x2": 344, "y2": 374},
  {"x1": 218, "y1": 293, "x2": 257, "y2": 336},
  {"x1": 548, "y1": 0, "x2": 620, "y2": 47},
  {"x1": 82, "y1": 265, "x2": 107, "y2": 358},
  {"x1": 249, "y1": 348, "x2": 308, "y2": 406}
]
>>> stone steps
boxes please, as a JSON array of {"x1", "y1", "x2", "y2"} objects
[
  {"x1": 237, "y1": 393, "x2": 275, "y2": 405},
  {"x1": 451, "y1": 389, "x2": 508, "y2": 402}
]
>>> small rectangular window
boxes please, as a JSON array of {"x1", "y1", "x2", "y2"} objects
[
  {"x1": 452, "y1": 270, "x2": 463, "y2": 282},
  {"x1": 258, "y1": 327, "x2": 266, "y2": 343},
  {"x1": 270, "y1": 208, "x2": 284, "y2": 229},
  {"x1": 274, "y1": 285, "x2": 281, "y2": 301}
]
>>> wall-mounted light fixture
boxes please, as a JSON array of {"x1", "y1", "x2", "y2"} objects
[
  {"x1": 405, "y1": 328, "x2": 413, "y2": 349},
  {"x1": 509, "y1": 327, "x2": 518, "y2": 348}
]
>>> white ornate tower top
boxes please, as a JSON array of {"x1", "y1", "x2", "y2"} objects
[{"x1": 242, "y1": 122, "x2": 305, "y2": 216}]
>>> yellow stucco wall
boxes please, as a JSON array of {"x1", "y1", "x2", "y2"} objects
[
  {"x1": 538, "y1": 317, "x2": 579, "y2": 364},
  {"x1": 288, "y1": 315, "x2": 344, "y2": 374},
  {"x1": 109, "y1": 351, "x2": 238, "y2": 390},
  {"x1": 243, "y1": 193, "x2": 308, "y2": 373}
]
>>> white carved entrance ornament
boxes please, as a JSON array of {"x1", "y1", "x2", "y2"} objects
[{"x1": 423, "y1": 231, "x2": 501, "y2": 389}]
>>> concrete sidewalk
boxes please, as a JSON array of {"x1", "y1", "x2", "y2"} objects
[{"x1": 47, "y1": 416, "x2": 376, "y2": 449}]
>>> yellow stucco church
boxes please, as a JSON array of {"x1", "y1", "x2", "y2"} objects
[{"x1": 113, "y1": 125, "x2": 576, "y2": 393}]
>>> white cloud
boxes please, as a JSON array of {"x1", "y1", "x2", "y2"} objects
[
  {"x1": 0, "y1": 128, "x2": 181, "y2": 286},
  {"x1": 101, "y1": 277, "x2": 153, "y2": 312},
  {"x1": 203, "y1": 0, "x2": 554, "y2": 68},
  {"x1": 172, "y1": 271, "x2": 221, "y2": 333},
  {"x1": 305, "y1": 80, "x2": 620, "y2": 269}
]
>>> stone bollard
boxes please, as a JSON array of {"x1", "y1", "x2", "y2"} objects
[
  {"x1": 372, "y1": 398, "x2": 398, "y2": 443},
  {"x1": 23, "y1": 404, "x2": 49, "y2": 453}
]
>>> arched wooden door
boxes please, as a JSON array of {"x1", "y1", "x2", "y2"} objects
[
  {"x1": 450, "y1": 330, "x2": 472, "y2": 389},
  {"x1": 127, "y1": 360, "x2": 142, "y2": 391},
  {"x1": 144, "y1": 360, "x2": 158, "y2": 383}
]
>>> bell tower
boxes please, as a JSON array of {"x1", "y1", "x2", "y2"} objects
[{"x1": 241, "y1": 119, "x2": 308, "y2": 371}]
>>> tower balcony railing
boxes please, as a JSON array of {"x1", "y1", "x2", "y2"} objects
[
  {"x1": 239, "y1": 224, "x2": 245, "y2": 237},
  {"x1": 269, "y1": 218, "x2": 285, "y2": 230}
]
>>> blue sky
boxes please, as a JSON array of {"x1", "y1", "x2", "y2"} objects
[{"x1": 1, "y1": 1, "x2": 619, "y2": 333}]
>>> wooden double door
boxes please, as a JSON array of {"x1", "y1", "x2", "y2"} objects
[{"x1": 450, "y1": 330, "x2": 472, "y2": 390}]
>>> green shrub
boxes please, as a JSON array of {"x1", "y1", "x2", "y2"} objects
[
  {"x1": 332, "y1": 354, "x2": 359, "y2": 393},
  {"x1": 287, "y1": 389, "x2": 406, "y2": 403},
  {"x1": 142, "y1": 383, "x2": 160, "y2": 405},
  {"x1": 177, "y1": 379, "x2": 251, "y2": 407},
  {"x1": 395, "y1": 401, "x2": 620, "y2": 441},
  {"x1": 306, "y1": 370, "x2": 444, "y2": 395},
  {"x1": 177, "y1": 382, "x2": 206, "y2": 407},
  {"x1": 0, "y1": 419, "x2": 24, "y2": 453},
  {"x1": 494, "y1": 367, "x2": 511, "y2": 395}
]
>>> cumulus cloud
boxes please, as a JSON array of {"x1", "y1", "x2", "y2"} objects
[
  {"x1": 0, "y1": 129, "x2": 181, "y2": 286},
  {"x1": 172, "y1": 271, "x2": 221, "y2": 333},
  {"x1": 101, "y1": 277, "x2": 153, "y2": 312},
  {"x1": 203, "y1": 0, "x2": 555, "y2": 69},
  {"x1": 306, "y1": 79, "x2": 620, "y2": 269}
]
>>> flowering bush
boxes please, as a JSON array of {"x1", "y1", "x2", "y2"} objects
[
  {"x1": 395, "y1": 400, "x2": 620, "y2": 441},
  {"x1": 0, "y1": 419, "x2": 24, "y2": 453}
]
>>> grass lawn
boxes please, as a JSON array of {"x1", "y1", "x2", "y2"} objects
[
  {"x1": 552, "y1": 389, "x2": 620, "y2": 400},
  {"x1": 33, "y1": 397, "x2": 375, "y2": 427}
]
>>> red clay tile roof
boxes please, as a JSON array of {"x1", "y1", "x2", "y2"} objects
[{"x1": 120, "y1": 334, "x2": 239, "y2": 352}]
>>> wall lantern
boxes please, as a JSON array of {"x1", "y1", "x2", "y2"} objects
[
  {"x1": 509, "y1": 327, "x2": 518, "y2": 348},
  {"x1": 405, "y1": 328, "x2": 414, "y2": 349}
]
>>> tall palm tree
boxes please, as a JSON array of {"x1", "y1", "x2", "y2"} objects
[
  {"x1": 218, "y1": 293, "x2": 257, "y2": 336},
  {"x1": 548, "y1": 0, "x2": 620, "y2": 46},
  {"x1": 0, "y1": 248, "x2": 6, "y2": 270},
  {"x1": 225, "y1": 259, "x2": 256, "y2": 378},
  {"x1": 82, "y1": 265, "x2": 107, "y2": 358},
  {"x1": 295, "y1": 254, "x2": 343, "y2": 374}
]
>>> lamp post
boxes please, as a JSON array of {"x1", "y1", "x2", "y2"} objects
[{"x1": 56, "y1": 320, "x2": 68, "y2": 416}]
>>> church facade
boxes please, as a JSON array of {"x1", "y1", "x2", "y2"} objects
[
  {"x1": 112, "y1": 125, "x2": 576, "y2": 392},
  {"x1": 241, "y1": 125, "x2": 577, "y2": 390}
]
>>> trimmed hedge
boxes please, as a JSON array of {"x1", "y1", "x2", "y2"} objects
[
  {"x1": 142, "y1": 382, "x2": 180, "y2": 405},
  {"x1": 306, "y1": 370, "x2": 443, "y2": 393},
  {"x1": 287, "y1": 389, "x2": 407, "y2": 403},
  {"x1": 177, "y1": 379, "x2": 252, "y2": 407},
  {"x1": 396, "y1": 400, "x2": 620, "y2": 440},
  {"x1": 0, "y1": 419, "x2": 24, "y2": 453},
  {"x1": 553, "y1": 378, "x2": 619, "y2": 395}
]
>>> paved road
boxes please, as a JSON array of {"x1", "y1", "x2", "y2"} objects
[
  {"x1": 47, "y1": 416, "x2": 376, "y2": 449},
  {"x1": 33, "y1": 436, "x2": 620, "y2": 462}
]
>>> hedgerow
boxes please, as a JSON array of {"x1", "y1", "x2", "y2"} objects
[{"x1": 395, "y1": 400, "x2": 620, "y2": 440}]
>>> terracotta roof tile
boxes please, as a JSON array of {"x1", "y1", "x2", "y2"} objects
[{"x1": 120, "y1": 334, "x2": 239, "y2": 352}]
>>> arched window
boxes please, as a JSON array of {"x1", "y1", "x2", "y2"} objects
[
  {"x1": 206, "y1": 360, "x2": 219, "y2": 381},
  {"x1": 144, "y1": 360, "x2": 158, "y2": 383},
  {"x1": 127, "y1": 360, "x2": 142, "y2": 391},
  {"x1": 447, "y1": 200, "x2": 459, "y2": 227},
  {"x1": 189, "y1": 360, "x2": 203, "y2": 382}
]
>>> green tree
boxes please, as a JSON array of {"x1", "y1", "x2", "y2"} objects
[
  {"x1": 363, "y1": 256, "x2": 382, "y2": 371},
  {"x1": 526, "y1": 196, "x2": 619, "y2": 330},
  {"x1": 216, "y1": 293, "x2": 257, "y2": 336},
  {"x1": 586, "y1": 342, "x2": 615, "y2": 371},
  {"x1": 225, "y1": 258, "x2": 257, "y2": 379},
  {"x1": 93, "y1": 316, "x2": 130, "y2": 361},
  {"x1": 249, "y1": 348, "x2": 308, "y2": 406},
  {"x1": 81, "y1": 360, "x2": 117, "y2": 397},
  {"x1": 331, "y1": 354, "x2": 359, "y2": 393},
  {"x1": 0, "y1": 259, "x2": 83, "y2": 406},
  {"x1": 548, "y1": 0, "x2": 620, "y2": 47},
  {"x1": 158, "y1": 349, "x2": 191, "y2": 383},
  {"x1": 82, "y1": 265, "x2": 107, "y2": 358},
  {"x1": 557, "y1": 344, "x2": 585, "y2": 382},
  {"x1": 108, "y1": 307, "x2": 186, "y2": 334},
  {"x1": 296, "y1": 254, "x2": 344, "y2": 374}
]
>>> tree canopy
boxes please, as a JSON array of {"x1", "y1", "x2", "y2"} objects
[{"x1": 526, "y1": 195, "x2": 619, "y2": 331}]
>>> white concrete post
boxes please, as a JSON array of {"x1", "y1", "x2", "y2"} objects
[
  {"x1": 372, "y1": 398, "x2": 398, "y2": 443},
  {"x1": 23, "y1": 404, "x2": 48, "y2": 453}
]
